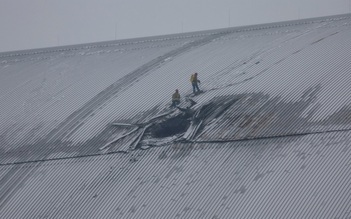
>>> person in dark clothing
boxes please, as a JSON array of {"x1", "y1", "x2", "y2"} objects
[
  {"x1": 171, "y1": 89, "x2": 180, "y2": 107},
  {"x1": 190, "y1": 72, "x2": 201, "y2": 94}
]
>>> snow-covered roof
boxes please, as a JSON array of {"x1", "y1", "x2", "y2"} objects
[{"x1": 0, "y1": 14, "x2": 351, "y2": 218}]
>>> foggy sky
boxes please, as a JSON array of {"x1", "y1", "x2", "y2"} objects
[{"x1": 0, "y1": 0, "x2": 350, "y2": 52}]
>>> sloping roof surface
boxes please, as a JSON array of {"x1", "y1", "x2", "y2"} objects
[{"x1": 0, "y1": 14, "x2": 351, "y2": 218}]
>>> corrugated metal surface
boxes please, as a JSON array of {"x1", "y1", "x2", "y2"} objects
[
  {"x1": 1, "y1": 14, "x2": 351, "y2": 218},
  {"x1": 0, "y1": 131, "x2": 350, "y2": 218}
]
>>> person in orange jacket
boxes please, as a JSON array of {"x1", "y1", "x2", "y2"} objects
[
  {"x1": 171, "y1": 89, "x2": 180, "y2": 107},
  {"x1": 190, "y1": 72, "x2": 201, "y2": 94}
]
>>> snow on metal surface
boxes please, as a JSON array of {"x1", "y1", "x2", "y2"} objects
[
  {"x1": 1, "y1": 14, "x2": 351, "y2": 218},
  {"x1": 0, "y1": 131, "x2": 350, "y2": 218}
]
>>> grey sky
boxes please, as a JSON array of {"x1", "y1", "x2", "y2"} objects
[{"x1": 0, "y1": 0, "x2": 349, "y2": 52}]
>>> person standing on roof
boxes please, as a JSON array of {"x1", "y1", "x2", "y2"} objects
[
  {"x1": 171, "y1": 89, "x2": 181, "y2": 107},
  {"x1": 190, "y1": 72, "x2": 201, "y2": 94}
]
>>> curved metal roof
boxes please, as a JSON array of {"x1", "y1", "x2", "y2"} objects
[{"x1": 0, "y1": 14, "x2": 351, "y2": 218}]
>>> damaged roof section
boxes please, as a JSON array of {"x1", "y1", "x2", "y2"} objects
[
  {"x1": 93, "y1": 14, "x2": 351, "y2": 154},
  {"x1": 1, "y1": 14, "x2": 351, "y2": 163}
]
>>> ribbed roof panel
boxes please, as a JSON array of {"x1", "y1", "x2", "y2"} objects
[
  {"x1": 1, "y1": 14, "x2": 351, "y2": 218},
  {"x1": 0, "y1": 131, "x2": 350, "y2": 218}
]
